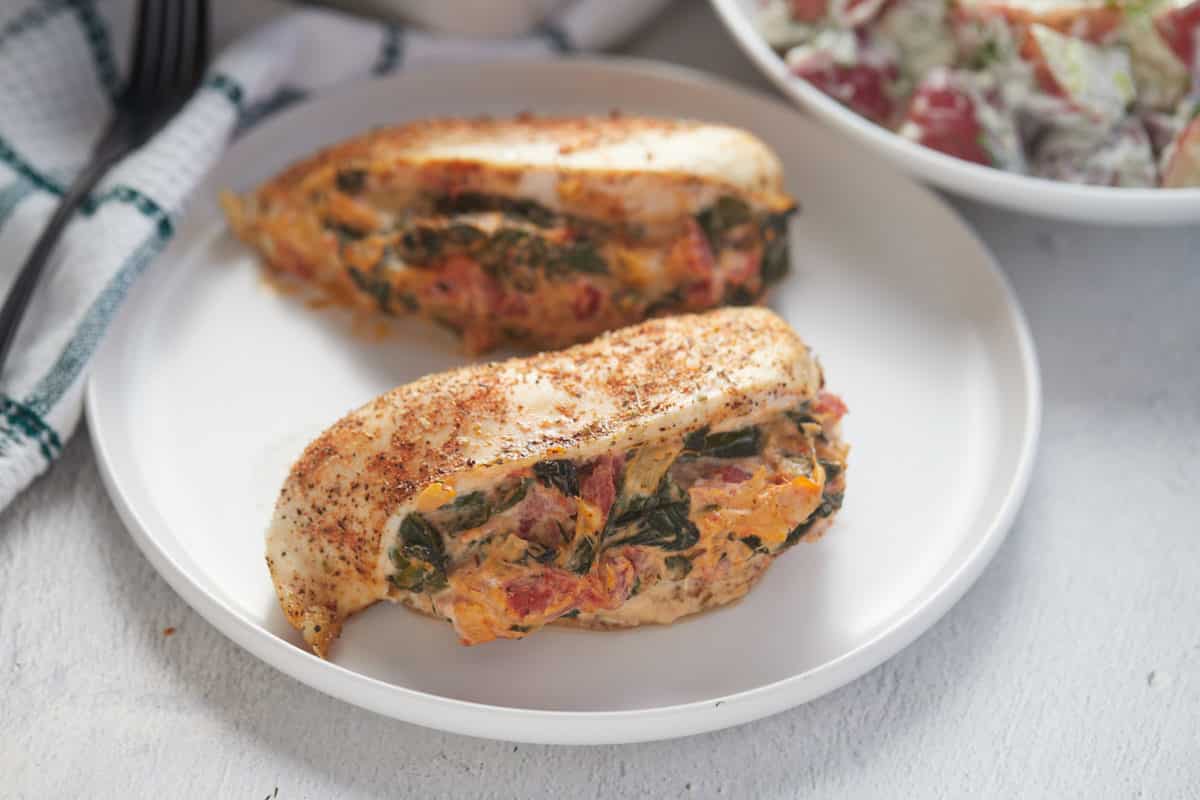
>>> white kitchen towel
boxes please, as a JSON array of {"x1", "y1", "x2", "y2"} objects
[{"x1": 0, "y1": 0, "x2": 670, "y2": 510}]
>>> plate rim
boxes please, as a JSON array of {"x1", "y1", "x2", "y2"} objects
[
  {"x1": 708, "y1": 0, "x2": 1200, "y2": 226},
  {"x1": 85, "y1": 56, "x2": 1042, "y2": 745}
]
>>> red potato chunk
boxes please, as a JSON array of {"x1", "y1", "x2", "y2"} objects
[
  {"x1": 1160, "y1": 115, "x2": 1200, "y2": 187},
  {"x1": 787, "y1": 34, "x2": 900, "y2": 126},
  {"x1": 898, "y1": 66, "x2": 1028, "y2": 167},
  {"x1": 1154, "y1": 0, "x2": 1200, "y2": 68},
  {"x1": 902, "y1": 82, "x2": 992, "y2": 164},
  {"x1": 789, "y1": 0, "x2": 829, "y2": 23}
]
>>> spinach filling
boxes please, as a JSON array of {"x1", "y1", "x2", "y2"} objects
[
  {"x1": 695, "y1": 194, "x2": 796, "y2": 288},
  {"x1": 533, "y1": 459, "x2": 580, "y2": 497},
  {"x1": 347, "y1": 262, "x2": 393, "y2": 313},
  {"x1": 389, "y1": 513, "x2": 448, "y2": 592},
  {"x1": 681, "y1": 426, "x2": 763, "y2": 459},
  {"x1": 603, "y1": 472, "x2": 701, "y2": 552},
  {"x1": 389, "y1": 408, "x2": 841, "y2": 594},
  {"x1": 781, "y1": 491, "x2": 843, "y2": 550},
  {"x1": 335, "y1": 192, "x2": 794, "y2": 317}
]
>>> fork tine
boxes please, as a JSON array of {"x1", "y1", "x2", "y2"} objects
[
  {"x1": 131, "y1": 0, "x2": 168, "y2": 106},
  {"x1": 167, "y1": 0, "x2": 208, "y2": 96},
  {"x1": 193, "y1": 0, "x2": 209, "y2": 86},
  {"x1": 124, "y1": 0, "x2": 153, "y2": 101},
  {"x1": 156, "y1": 1, "x2": 179, "y2": 98},
  {"x1": 171, "y1": 0, "x2": 189, "y2": 92}
]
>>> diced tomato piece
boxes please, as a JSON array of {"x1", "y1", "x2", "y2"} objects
[
  {"x1": 684, "y1": 278, "x2": 721, "y2": 309},
  {"x1": 572, "y1": 283, "x2": 603, "y2": 320},
  {"x1": 1154, "y1": 0, "x2": 1200, "y2": 68},
  {"x1": 675, "y1": 218, "x2": 717, "y2": 279},
  {"x1": 813, "y1": 391, "x2": 849, "y2": 421},
  {"x1": 1161, "y1": 116, "x2": 1200, "y2": 187},
  {"x1": 505, "y1": 569, "x2": 578, "y2": 619},
  {"x1": 792, "y1": 57, "x2": 898, "y2": 126},
  {"x1": 431, "y1": 255, "x2": 503, "y2": 317},
  {"x1": 515, "y1": 485, "x2": 574, "y2": 547},
  {"x1": 580, "y1": 453, "x2": 623, "y2": 516},
  {"x1": 903, "y1": 80, "x2": 993, "y2": 165},
  {"x1": 712, "y1": 465, "x2": 753, "y2": 483},
  {"x1": 789, "y1": 0, "x2": 828, "y2": 23}
]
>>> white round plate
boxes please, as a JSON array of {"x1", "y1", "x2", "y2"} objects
[
  {"x1": 87, "y1": 59, "x2": 1040, "y2": 745},
  {"x1": 710, "y1": 0, "x2": 1200, "y2": 226}
]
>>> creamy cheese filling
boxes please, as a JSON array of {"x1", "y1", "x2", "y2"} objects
[
  {"x1": 384, "y1": 392, "x2": 848, "y2": 645},
  {"x1": 318, "y1": 183, "x2": 795, "y2": 350}
]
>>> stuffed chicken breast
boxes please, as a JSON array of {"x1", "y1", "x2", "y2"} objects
[
  {"x1": 222, "y1": 116, "x2": 797, "y2": 353},
  {"x1": 267, "y1": 307, "x2": 848, "y2": 656}
]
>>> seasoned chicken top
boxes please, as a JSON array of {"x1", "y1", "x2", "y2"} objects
[{"x1": 267, "y1": 307, "x2": 845, "y2": 655}]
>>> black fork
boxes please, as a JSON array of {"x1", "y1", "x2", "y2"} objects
[{"x1": 0, "y1": 0, "x2": 209, "y2": 374}]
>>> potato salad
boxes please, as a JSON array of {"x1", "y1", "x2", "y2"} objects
[{"x1": 757, "y1": 0, "x2": 1200, "y2": 186}]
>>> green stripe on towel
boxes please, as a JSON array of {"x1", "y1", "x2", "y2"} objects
[
  {"x1": 25, "y1": 230, "x2": 170, "y2": 416},
  {"x1": 0, "y1": 395, "x2": 62, "y2": 461},
  {"x1": 204, "y1": 73, "x2": 246, "y2": 112}
]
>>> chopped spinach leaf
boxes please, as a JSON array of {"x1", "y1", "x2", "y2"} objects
[
  {"x1": 388, "y1": 546, "x2": 446, "y2": 593},
  {"x1": 644, "y1": 287, "x2": 684, "y2": 317},
  {"x1": 566, "y1": 536, "x2": 595, "y2": 574},
  {"x1": 554, "y1": 240, "x2": 608, "y2": 275},
  {"x1": 816, "y1": 491, "x2": 844, "y2": 518},
  {"x1": 760, "y1": 210, "x2": 793, "y2": 284},
  {"x1": 696, "y1": 195, "x2": 752, "y2": 252},
  {"x1": 664, "y1": 555, "x2": 692, "y2": 580},
  {"x1": 441, "y1": 491, "x2": 491, "y2": 532},
  {"x1": 785, "y1": 405, "x2": 819, "y2": 430},
  {"x1": 444, "y1": 223, "x2": 488, "y2": 250},
  {"x1": 346, "y1": 265, "x2": 392, "y2": 313},
  {"x1": 527, "y1": 542, "x2": 558, "y2": 565},
  {"x1": 606, "y1": 474, "x2": 700, "y2": 552},
  {"x1": 724, "y1": 284, "x2": 756, "y2": 306},
  {"x1": 494, "y1": 477, "x2": 532, "y2": 513},
  {"x1": 396, "y1": 225, "x2": 444, "y2": 265},
  {"x1": 782, "y1": 491, "x2": 844, "y2": 549},
  {"x1": 682, "y1": 426, "x2": 763, "y2": 459},
  {"x1": 740, "y1": 535, "x2": 768, "y2": 554},
  {"x1": 560, "y1": 609, "x2": 581, "y2": 619},
  {"x1": 819, "y1": 460, "x2": 844, "y2": 481},
  {"x1": 390, "y1": 513, "x2": 447, "y2": 591},
  {"x1": 630, "y1": 575, "x2": 642, "y2": 597},
  {"x1": 534, "y1": 460, "x2": 580, "y2": 497},
  {"x1": 327, "y1": 222, "x2": 368, "y2": 241},
  {"x1": 509, "y1": 624, "x2": 532, "y2": 633},
  {"x1": 334, "y1": 168, "x2": 367, "y2": 194}
]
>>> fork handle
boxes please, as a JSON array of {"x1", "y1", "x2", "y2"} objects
[{"x1": 0, "y1": 132, "x2": 130, "y2": 377}]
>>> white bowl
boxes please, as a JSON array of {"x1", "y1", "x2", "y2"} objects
[{"x1": 710, "y1": 0, "x2": 1200, "y2": 225}]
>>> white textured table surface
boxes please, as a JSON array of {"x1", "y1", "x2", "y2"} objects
[{"x1": 4, "y1": 3, "x2": 1200, "y2": 797}]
